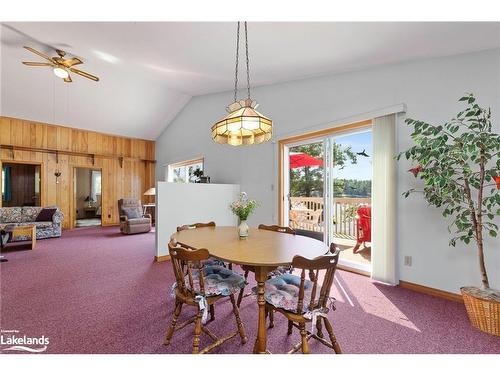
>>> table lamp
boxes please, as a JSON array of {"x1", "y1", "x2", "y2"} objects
[{"x1": 143, "y1": 187, "x2": 156, "y2": 203}]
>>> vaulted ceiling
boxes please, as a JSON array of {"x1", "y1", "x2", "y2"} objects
[{"x1": 2, "y1": 22, "x2": 500, "y2": 139}]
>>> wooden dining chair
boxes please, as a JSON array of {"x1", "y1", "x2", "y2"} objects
[
  {"x1": 176, "y1": 221, "x2": 216, "y2": 232},
  {"x1": 164, "y1": 239, "x2": 247, "y2": 354},
  {"x1": 176, "y1": 221, "x2": 225, "y2": 321},
  {"x1": 257, "y1": 224, "x2": 296, "y2": 235},
  {"x1": 177, "y1": 222, "x2": 223, "y2": 265},
  {"x1": 236, "y1": 224, "x2": 296, "y2": 307},
  {"x1": 264, "y1": 243, "x2": 341, "y2": 354}
]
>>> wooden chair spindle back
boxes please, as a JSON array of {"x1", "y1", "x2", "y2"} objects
[
  {"x1": 168, "y1": 240, "x2": 210, "y2": 296},
  {"x1": 258, "y1": 224, "x2": 296, "y2": 235},
  {"x1": 177, "y1": 221, "x2": 216, "y2": 232},
  {"x1": 291, "y1": 243, "x2": 340, "y2": 313}
]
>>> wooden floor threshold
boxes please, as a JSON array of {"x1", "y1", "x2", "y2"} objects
[{"x1": 337, "y1": 264, "x2": 371, "y2": 277}]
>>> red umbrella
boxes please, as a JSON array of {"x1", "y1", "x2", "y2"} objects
[{"x1": 289, "y1": 152, "x2": 323, "y2": 169}]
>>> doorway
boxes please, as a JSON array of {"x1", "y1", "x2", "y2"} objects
[
  {"x1": 74, "y1": 167, "x2": 102, "y2": 227},
  {"x1": 281, "y1": 121, "x2": 372, "y2": 273},
  {"x1": 1, "y1": 162, "x2": 41, "y2": 207}
]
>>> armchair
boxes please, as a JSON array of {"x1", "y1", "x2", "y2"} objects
[{"x1": 118, "y1": 198, "x2": 152, "y2": 234}]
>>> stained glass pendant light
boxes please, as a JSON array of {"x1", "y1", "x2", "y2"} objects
[{"x1": 211, "y1": 22, "x2": 273, "y2": 146}]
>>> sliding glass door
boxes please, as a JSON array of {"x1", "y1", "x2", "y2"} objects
[
  {"x1": 282, "y1": 124, "x2": 372, "y2": 272},
  {"x1": 327, "y1": 129, "x2": 372, "y2": 273},
  {"x1": 284, "y1": 138, "x2": 325, "y2": 241}
]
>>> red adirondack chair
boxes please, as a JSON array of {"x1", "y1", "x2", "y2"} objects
[{"x1": 353, "y1": 205, "x2": 371, "y2": 253}]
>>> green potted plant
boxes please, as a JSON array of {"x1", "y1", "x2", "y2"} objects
[
  {"x1": 398, "y1": 93, "x2": 500, "y2": 336},
  {"x1": 192, "y1": 167, "x2": 204, "y2": 183}
]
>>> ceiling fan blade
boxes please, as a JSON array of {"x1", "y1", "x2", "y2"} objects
[
  {"x1": 22, "y1": 61, "x2": 54, "y2": 67},
  {"x1": 64, "y1": 75, "x2": 72, "y2": 83},
  {"x1": 63, "y1": 57, "x2": 83, "y2": 67},
  {"x1": 69, "y1": 67, "x2": 99, "y2": 82},
  {"x1": 23, "y1": 46, "x2": 54, "y2": 63}
]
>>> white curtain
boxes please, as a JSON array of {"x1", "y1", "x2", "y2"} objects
[
  {"x1": 371, "y1": 114, "x2": 397, "y2": 285},
  {"x1": 91, "y1": 170, "x2": 101, "y2": 202}
]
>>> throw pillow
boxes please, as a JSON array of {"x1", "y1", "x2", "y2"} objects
[
  {"x1": 122, "y1": 207, "x2": 141, "y2": 219},
  {"x1": 35, "y1": 208, "x2": 57, "y2": 222}
]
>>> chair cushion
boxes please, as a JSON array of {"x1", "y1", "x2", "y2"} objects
[
  {"x1": 122, "y1": 207, "x2": 142, "y2": 219},
  {"x1": 185, "y1": 265, "x2": 245, "y2": 297},
  {"x1": 22, "y1": 207, "x2": 43, "y2": 222},
  {"x1": 23, "y1": 222, "x2": 54, "y2": 229},
  {"x1": 203, "y1": 257, "x2": 226, "y2": 267},
  {"x1": 269, "y1": 265, "x2": 294, "y2": 277},
  {"x1": 264, "y1": 273, "x2": 314, "y2": 313},
  {"x1": 35, "y1": 208, "x2": 57, "y2": 222},
  {"x1": 0, "y1": 207, "x2": 22, "y2": 223},
  {"x1": 127, "y1": 217, "x2": 150, "y2": 225}
]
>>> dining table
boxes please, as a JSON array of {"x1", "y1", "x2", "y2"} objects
[{"x1": 173, "y1": 225, "x2": 329, "y2": 354}]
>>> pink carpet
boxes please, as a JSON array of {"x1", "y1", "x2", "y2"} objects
[{"x1": 1, "y1": 226, "x2": 498, "y2": 354}]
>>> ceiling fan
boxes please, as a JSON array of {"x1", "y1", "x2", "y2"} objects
[{"x1": 21, "y1": 46, "x2": 99, "y2": 83}]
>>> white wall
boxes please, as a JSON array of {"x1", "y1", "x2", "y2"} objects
[
  {"x1": 155, "y1": 182, "x2": 239, "y2": 257},
  {"x1": 156, "y1": 48, "x2": 500, "y2": 293}
]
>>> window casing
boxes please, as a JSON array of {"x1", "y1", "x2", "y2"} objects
[{"x1": 167, "y1": 158, "x2": 204, "y2": 183}]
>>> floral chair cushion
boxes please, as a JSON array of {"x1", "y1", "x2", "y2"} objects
[
  {"x1": 185, "y1": 265, "x2": 245, "y2": 297},
  {"x1": 269, "y1": 265, "x2": 294, "y2": 277},
  {"x1": 203, "y1": 257, "x2": 226, "y2": 267},
  {"x1": 264, "y1": 273, "x2": 315, "y2": 313}
]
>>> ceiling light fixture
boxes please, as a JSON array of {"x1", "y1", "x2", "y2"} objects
[
  {"x1": 53, "y1": 67, "x2": 69, "y2": 79},
  {"x1": 22, "y1": 46, "x2": 99, "y2": 83},
  {"x1": 211, "y1": 22, "x2": 272, "y2": 146}
]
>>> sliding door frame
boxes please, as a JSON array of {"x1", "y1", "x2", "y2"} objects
[
  {"x1": 281, "y1": 136, "x2": 327, "y2": 229},
  {"x1": 277, "y1": 119, "x2": 372, "y2": 227}
]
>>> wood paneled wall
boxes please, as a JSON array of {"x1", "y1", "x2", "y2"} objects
[{"x1": 0, "y1": 116, "x2": 155, "y2": 229}]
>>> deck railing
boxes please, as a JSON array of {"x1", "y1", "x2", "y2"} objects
[{"x1": 289, "y1": 196, "x2": 371, "y2": 239}]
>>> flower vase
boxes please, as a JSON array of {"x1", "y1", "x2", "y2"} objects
[{"x1": 238, "y1": 220, "x2": 249, "y2": 239}]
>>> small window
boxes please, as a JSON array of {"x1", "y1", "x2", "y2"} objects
[{"x1": 167, "y1": 158, "x2": 204, "y2": 183}]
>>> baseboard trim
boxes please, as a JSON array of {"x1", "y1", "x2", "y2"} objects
[
  {"x1": 399, "y1": 280, "x2": 463, "y2": 303},
  {"x1": 155, "y1": 255, "x2": 171, "y2": 262}
]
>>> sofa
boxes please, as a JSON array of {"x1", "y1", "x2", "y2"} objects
[
  {"x1": 118, "y1": 198, "x2": 151, "y2": 234},
  {"x1": 0, "y1": 206, "x2": 64, "y2": 241}
]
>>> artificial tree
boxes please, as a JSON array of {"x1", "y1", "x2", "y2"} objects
[{"x1": 398, "y1": 93, "x2": 499, "y2": 291}]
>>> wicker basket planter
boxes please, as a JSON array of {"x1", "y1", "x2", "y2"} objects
[{"x1": 461, "y1": 287, "x2": 500, "y2": 336}]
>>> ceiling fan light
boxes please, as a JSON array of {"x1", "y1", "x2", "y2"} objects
[{"x1": 53, "y1": 67, "x2": 69, "y2": 79}]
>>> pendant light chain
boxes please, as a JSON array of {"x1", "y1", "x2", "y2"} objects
[
  {"x1": 233, "y1": 21, "x2": 251, "y2": 103},
  {"x1": 211, "y1": 21, "x2": 273, "y2": 146},
  {"x1": 233, "y1": 22, "x2": 240, "y2": 103},
  {"x1": 244, "y1": 22, "x2": 251, "y2": 99}
]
